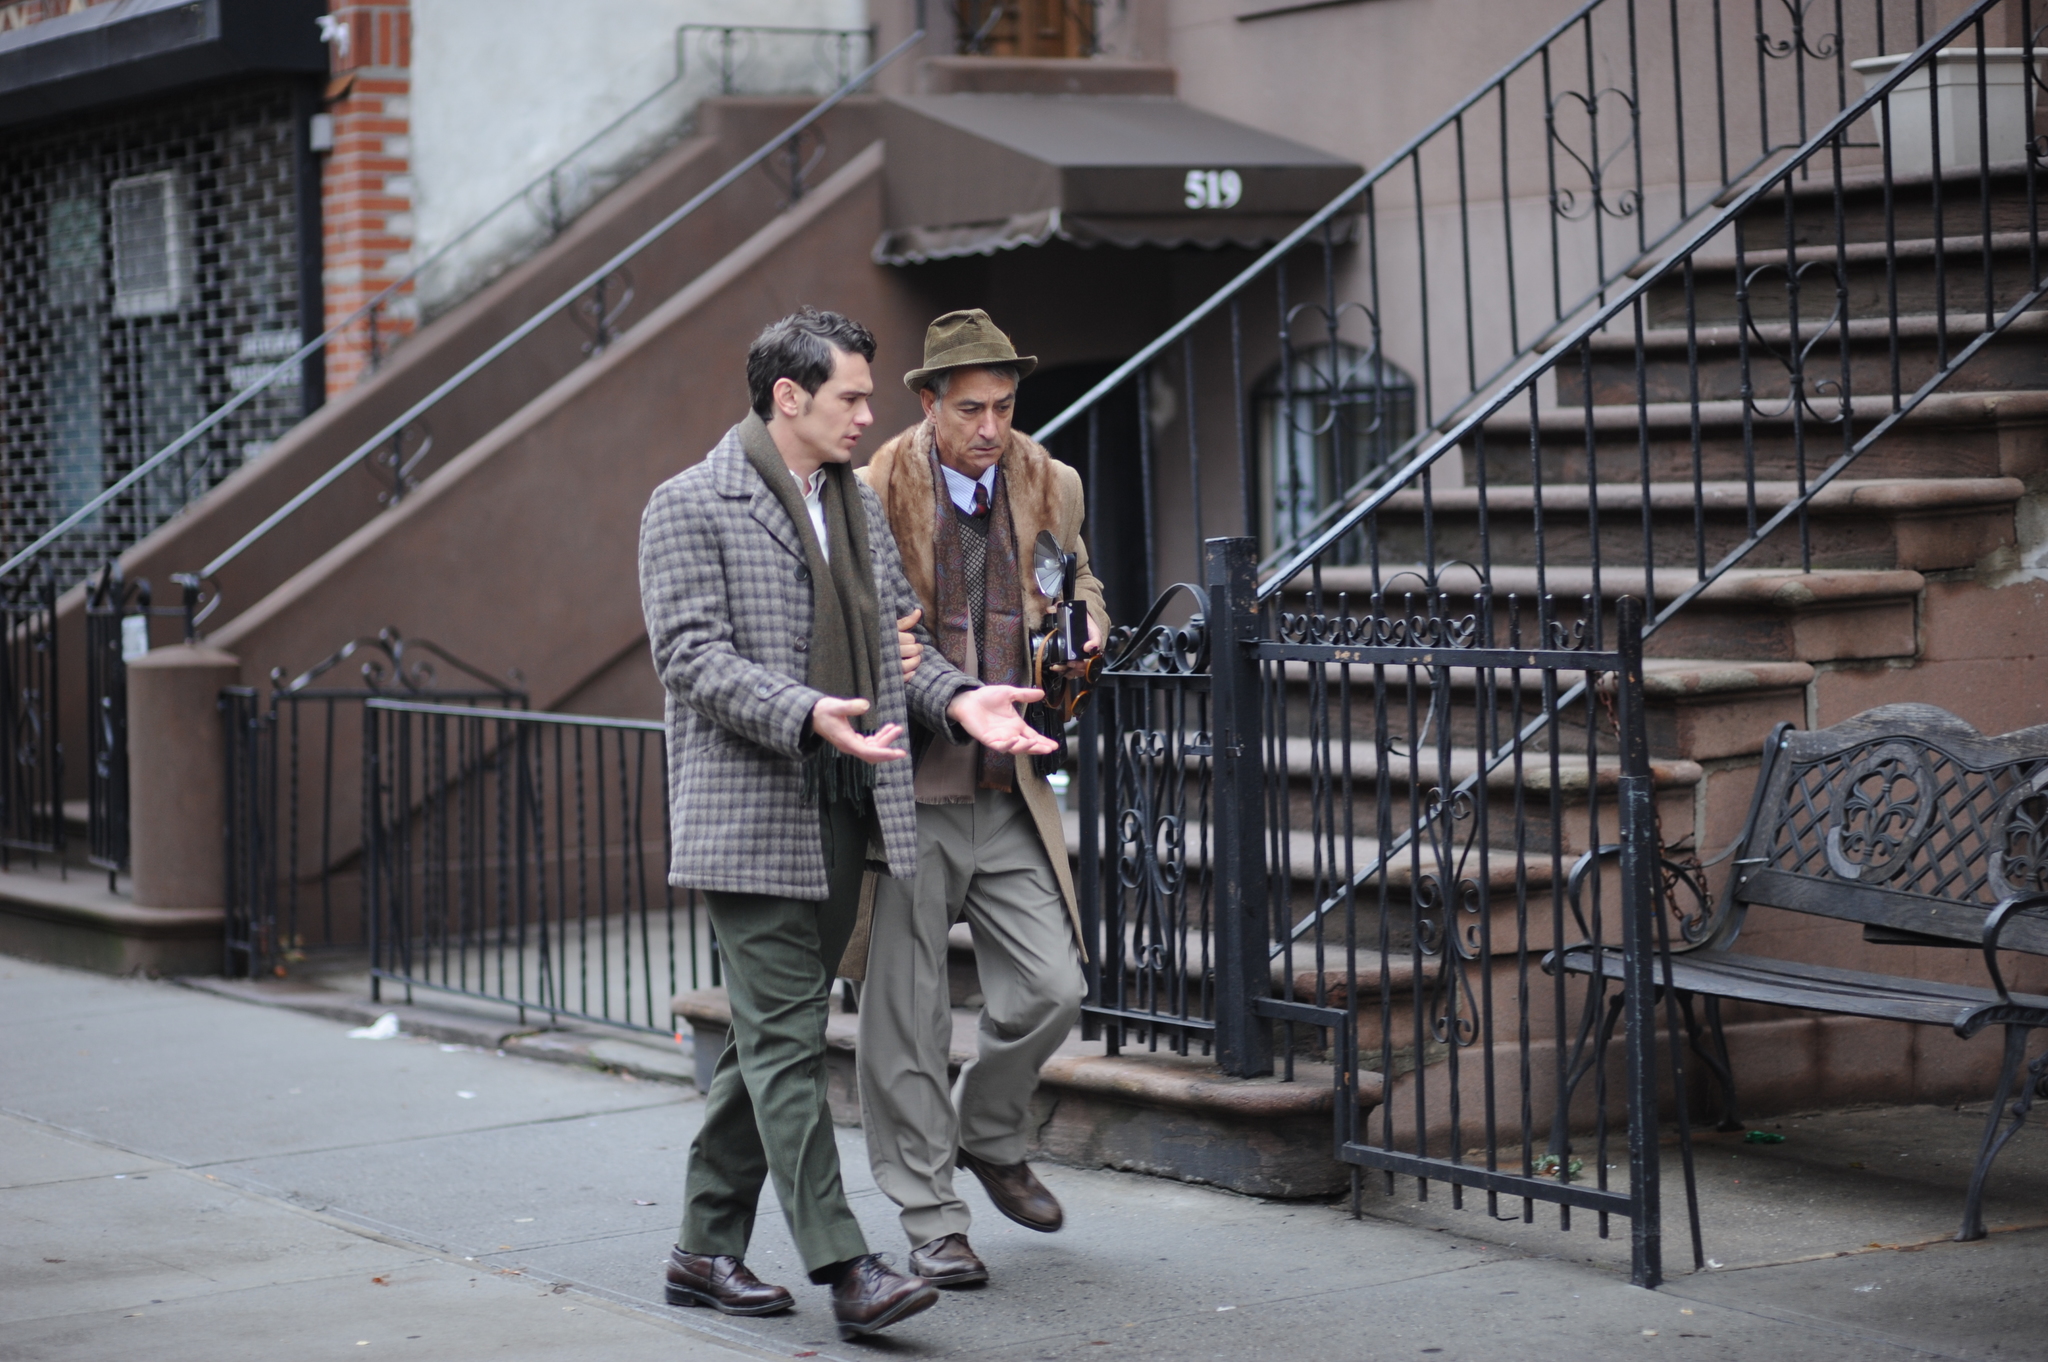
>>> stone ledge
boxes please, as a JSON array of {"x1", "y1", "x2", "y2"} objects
[
  {"x1": 672, "y1": 988, "x2": 1380, "y2": 1198},
  {"x1": 0, "y1": 868, "x2": 221, "y2": 976}
]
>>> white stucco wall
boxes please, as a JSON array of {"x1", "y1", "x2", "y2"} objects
[{"x1": 409, "y1": 0, "x2": 867, "y2": 314}]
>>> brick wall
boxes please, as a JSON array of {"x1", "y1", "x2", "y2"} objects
[
  {"x1": 0, "y1": 0, "x2": 119, "y2": 32},
  {"x1": 319, "y1": 0, "x2": 412, "y2": 395}
]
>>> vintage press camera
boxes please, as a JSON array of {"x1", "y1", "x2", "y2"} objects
[{"x1": 1026, "y1": 531, "x2": 1102, "y2": 776}]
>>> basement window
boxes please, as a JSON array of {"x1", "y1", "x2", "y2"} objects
[{"x1": 110, "y1": 172, "x2": 192, "y2": 317}]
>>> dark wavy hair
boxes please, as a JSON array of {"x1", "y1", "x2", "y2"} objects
[{"x1": 746, "y1": 308, "x2": 877, "y2": 419}]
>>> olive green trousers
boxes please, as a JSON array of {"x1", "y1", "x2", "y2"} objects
[{"x1": 681, "y1": 799, "x2": 869, "y2": 1279}]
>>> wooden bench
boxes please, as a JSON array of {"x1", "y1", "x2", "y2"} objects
[{"x1": 1552, "y1": 703, "x2": 2048, "y2": 1241}]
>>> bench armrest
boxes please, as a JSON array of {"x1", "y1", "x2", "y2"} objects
[
  {"x1": 1980, "y1": 892, "x2": 2048, "y2": 1006},
  {"x1": 1564, "y1": 842, "x2": 1726, "y2": 956}
]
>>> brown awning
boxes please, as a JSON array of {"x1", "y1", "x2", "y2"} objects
[{"x1": 875, "y1": 94, "x2": 1362, "y2": 265}]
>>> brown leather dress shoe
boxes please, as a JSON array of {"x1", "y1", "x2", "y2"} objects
[
  {"x1": 664, "y1": 1248, "x2": 794, "y2": 1316},
  {"x1": 909, "y1": 1232, "x2": 989, "y2": 1287},
  {"x1": 831, "y1": 1254, "x2": 939, "y2": 1338},
  {"x1": 956, "y1": 1147, "x2": 1064, "y2": 1231}
]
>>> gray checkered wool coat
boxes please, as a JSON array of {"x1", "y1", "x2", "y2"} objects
[{"x1": 640, "y1": 422, "x2": 977, "y2": 899}]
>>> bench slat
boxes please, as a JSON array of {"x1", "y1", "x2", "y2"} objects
[
  {"x1": 1557, "y1": 945, "x2": 2048, "y2": 1030},
  {"x1": 1739, "y1": 868, "x2": 2003, "y2": 945}
]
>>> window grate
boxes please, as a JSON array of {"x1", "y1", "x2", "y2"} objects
[{"x1": 0, "y1": 77, "x2": 312, "y2": 589}]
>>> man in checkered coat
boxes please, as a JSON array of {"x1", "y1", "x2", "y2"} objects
[{"x1": 639, "y1": 308, "x2": 1057, "y2": 1341}]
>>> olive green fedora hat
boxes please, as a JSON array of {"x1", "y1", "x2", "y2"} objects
[{"x1": 903, "y1": 308, "x2": 1038, "y2": 393}]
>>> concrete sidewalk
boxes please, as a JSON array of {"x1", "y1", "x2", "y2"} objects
[{"x1": 4, "y1": 955, "x2": 2046, "y2": 1361}]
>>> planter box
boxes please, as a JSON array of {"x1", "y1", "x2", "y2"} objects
[{"x1": 1853, "y1": 49, "x2": 2045, "y2": 176}]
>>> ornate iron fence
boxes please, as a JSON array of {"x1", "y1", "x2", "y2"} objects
[
  {"x1": 362, "y1": 699, "x2": 713, "y2": 1035},
  {"x1": 1081, "y1": 541, "x2": 1688, "y2": 1286}
]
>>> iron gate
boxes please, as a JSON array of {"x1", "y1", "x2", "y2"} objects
[
  {"x1": 1081, "y1": 539, "x2": 1693, "y2": 1287},
  {"x1": 220, "y1": 631, "x2": 524, "y2": 978},
  {"x1": 362, "y1": 699, "x2": 713, "y2": 1035}
]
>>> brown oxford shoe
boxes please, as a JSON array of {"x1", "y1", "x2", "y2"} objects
[
  {"x1": 956, "y1": 1147, "x2": 1064, "y2": 1232},
  {"x1": 830, "y1": 1254, "x2": 940, "y2": 1338},
  {"x1": 909, "y1": 1232, "x2": 989, "y2": 1287},
  {"x1": 663, "y1": 1248, "x2": 794, "y2": 1316}
]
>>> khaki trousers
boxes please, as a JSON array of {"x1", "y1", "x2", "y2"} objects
[
  {"x1": 682, "y1": 799, "x2": 869, "y2": 1280},
  {"x1": 856, "y1": 787, "x2": 1084, "y2": 1249}
]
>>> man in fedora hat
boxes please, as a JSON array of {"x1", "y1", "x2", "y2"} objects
[{"x1": 849, "y1": 308, "x2": 1109, "y2": 1287}]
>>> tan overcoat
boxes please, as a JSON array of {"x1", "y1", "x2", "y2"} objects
[{"x1": 839, "y1": 420, "x2": 1110, "y2": 975}]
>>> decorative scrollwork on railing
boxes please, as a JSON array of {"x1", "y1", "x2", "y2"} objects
[
  {"x1": 373, "y1": 420, "x2": 435, "y2": 506},
  {"x1": 1824, "y1": 742, "x2": 1934, "y2": 883},
  {"x1": 1548, "y1": 86, "x2": 1643, "y2": 223},
  {"x1": 1104, "y1": 582, "x2": 1211, "y2": 676},
  {"x1": 1756, "y1": 0, "x2": 1840, "y2": 63},
  {"x1": 1113, "y1": 724, "x2": 1192, "y2": 991},
  {"x1": 1739, "y1": 258, "x2": 1850, "y2": 423},
  {"x1": 1275, "y1": 302, "x2": 1389, "y2": 443},
  {"x1": 1276, "y1": 600, "x2": 1484, "y2": 650},
  {"x1": 273, "y1": 627, "x2": 525, "y2": 698},
  {"x1": 575, "y1": 269, "x2": 636, "y2": 357},
  {"x1": 1408, "y1": 782, "x2": 1487, "y2": 1048}
]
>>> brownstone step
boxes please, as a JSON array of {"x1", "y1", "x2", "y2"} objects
[
  {"x1": 1565, "y1": 311, "x2": 2048, "y2": 407},
  {"x1": 671, "y1": 987, "x2": 1377, "y2": 1198},
  {"x1": 1472, "y1": 387, "x2": 2048, "y2": 486},
  {"x1": 1640, "y1": 230, "x2": 2046, "y2": 327},
  {"x1": 1368, "y1": 477, "x2": 2017, "y2": 572}
]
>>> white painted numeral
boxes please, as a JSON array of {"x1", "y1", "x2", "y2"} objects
[{"x1": 1183, "y1": 169, "x2": 1244, "y2": 210}]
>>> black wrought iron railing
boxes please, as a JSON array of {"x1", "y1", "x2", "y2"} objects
[
  {"x1": 1032, "y1": 0, "x2": 1964, "y2": 588},
  {"x1": 221, "y1": 630, "x2": 523, "y2": 979},
  {"x1": 362, "y1": 699, "x2": 713, "y2": 1035},
  {"x1": 1070, "y1": 0, "x2": 2044, "y2": 1283}
]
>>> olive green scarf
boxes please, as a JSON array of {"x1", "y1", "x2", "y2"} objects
[{"x1": 738, "y1": 412, "x2": 886, "y2": 809}]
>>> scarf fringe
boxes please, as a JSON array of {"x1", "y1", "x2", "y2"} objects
[{"x1": 802, "y1": 748, "x2": 878, "y2": 812}]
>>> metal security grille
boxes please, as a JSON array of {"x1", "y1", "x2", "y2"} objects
[{"x1": 0, "y1": 77, "x2": 314, "y2": 589}]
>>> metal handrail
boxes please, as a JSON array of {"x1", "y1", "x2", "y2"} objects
[
  {"x1": 1028, "y1": 0, "x2": 1898, "y2": 579},
  {"x1": 1270, "y1": 0, "x2": 2037, "y2": 947},
  {"x1": 1264, "y1": 3, "x2": 2024, "y2": 603},
  {"x1": 186, "y1": 7, "x2": 927, "y2": 613},
  {"x1": 0, "y1": 18, "x2": 879, "y2": 591}
]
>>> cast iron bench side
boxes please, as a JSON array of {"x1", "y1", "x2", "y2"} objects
[{"x1": 1549, "y1": 702, "x2": 2048, "y2": 1242}]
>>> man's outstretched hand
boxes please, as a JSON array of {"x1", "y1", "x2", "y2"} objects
[
  {"x1": 810, "y1": 697, "x2": 906, "y2": 765},
  {"x1": 948, "y1": 685, "x2": 1061, "y2": 756}
]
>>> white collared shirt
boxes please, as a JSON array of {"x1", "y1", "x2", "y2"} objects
[
  {"x1": 793, "y1": 466, "x2": 829, "y2": 562},
  {"x1": 939, "y1": 461, "x2": 998, "y2": 516}
]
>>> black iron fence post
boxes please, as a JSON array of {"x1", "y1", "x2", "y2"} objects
[
  {"x1": 1076, "y1": 700, "x2": 1103, "y2": 1042},
  {"x1": 1614, "y1": 593, "x2": 1662, "y2": 1289},
  {"x1": 1208, "y1": 536, "x2": 1272, "y2": 1078}
]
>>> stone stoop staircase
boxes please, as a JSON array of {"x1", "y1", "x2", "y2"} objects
[{"x1": 1268, "y1": 160, "x2": 2048, "y2": 1123}]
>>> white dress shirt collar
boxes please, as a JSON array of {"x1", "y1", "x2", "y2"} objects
[
  {"x1": 793, "y1": 466, "x2": 829, "y2": 562},
  {"x1": 938, "y1": 461, "x2": 998, "y2": 516}
]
